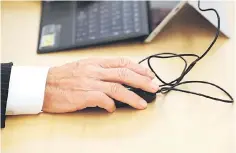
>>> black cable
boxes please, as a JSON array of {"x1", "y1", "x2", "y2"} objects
[{"x1": 139, "y1": 0, "x2": 234, "y2": 103}]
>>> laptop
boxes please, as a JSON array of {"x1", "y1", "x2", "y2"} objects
[{"x1": 37, "y1": 1, "x2": 229, "y2": 53}]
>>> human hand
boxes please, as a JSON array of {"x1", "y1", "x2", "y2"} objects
[{"x1": 42, "y1": 57, "x2": 159, "y2": 113}]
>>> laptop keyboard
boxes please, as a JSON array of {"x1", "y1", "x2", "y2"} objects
[{"x1": 76, "y1": 1, "x2": 143, "y2": 42}]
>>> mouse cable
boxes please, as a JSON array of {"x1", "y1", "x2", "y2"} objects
[{"x1": 139, "y1": 0, "x2": 234, "y2": 103}]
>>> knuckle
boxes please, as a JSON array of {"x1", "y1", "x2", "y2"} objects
[
  {"x1": 110, "y1": 83, "x2": 121, "y2": 94},
  {"x1": 59, "y1": 88, "x2": 70, "y2": 102},
  {"x1": 81, "y1": 92, "x2": 93, "y2": 105},
  {"x1": 144, "y1": 68, "x2": 149, "y2": 74},
  {"x1": 71, "y1": 68, "x2": 77, "y2": 77},
  {"x1": 54, "y1": 79, "x2": 61, "y2": 87},
  {"x1": 75, "y1": 61, "x2": 80, "y2": 68},
  {"x1": 77, "y1": 59, "x2": 90, "y2": 67},
  {"x1": 144, "y1": 77, "x2": 151, "y2": 83},
  {"x1": 71, "y1": 61, "x2": 81, "y2": 76},
  {"x1": 95, "y1": 68, "x2": 105, "y2": 79},
  {"x1": 94, "y1": 91, "x2": 105, "y2": 99},
  {"x1": 138, "y1": 77, "x2": 151, "y2": 88},
  {"x1": 117, "y1": 68, "x2": 129, "y2": 79},
  {"x1": 118, "y1": 57, "x2": 130, "y2": 67},
  {"x1": 88, "y1": 66, "x2": 104, "y2": 79}
]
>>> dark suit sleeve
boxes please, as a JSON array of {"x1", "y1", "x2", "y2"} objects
[{"x1": 1, "y1": 62, "x2": 13, "y2": 128}]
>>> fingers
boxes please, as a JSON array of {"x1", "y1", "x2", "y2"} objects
[
  {"x1": 97, "y1": 82, "x2": 148, "y2": 109},
  {"x1": 100, "y1": 68, "x2": 159, "y2": 93},
  {"x1": 85, "y1": 91, "x2": 116, "y2": 113},
  {"x1": 99, "y1": 57, "x2": 155, "y2": 79}
]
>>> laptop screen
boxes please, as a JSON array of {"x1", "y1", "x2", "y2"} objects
[{"x1": 148, "y1": 1, "x2": 181, "y2": 31}]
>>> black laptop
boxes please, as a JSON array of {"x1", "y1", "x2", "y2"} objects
[{"x1": 37, "y1": 1, "x2": 184, "y2": 53}]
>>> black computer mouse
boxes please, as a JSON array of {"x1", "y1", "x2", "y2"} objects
[{"x1": 114, "y1": 85, "x2": 157, "y2": 108}]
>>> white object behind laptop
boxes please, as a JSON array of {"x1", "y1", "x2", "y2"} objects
[
  {"x1": 188, "y1": 0, "x2": 230, "y2": 37},
  {"x1": 145, "y1": 0, "x2": 230, "y2": 43}
]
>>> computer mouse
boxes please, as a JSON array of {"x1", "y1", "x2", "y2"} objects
[{"x1": 114, "y1": 85, "x2": 157, "y2": 108}]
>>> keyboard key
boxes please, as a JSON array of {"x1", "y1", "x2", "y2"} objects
[
  {"x1": 123, "y1": 2, "x2": 132, "y2": 7},
  {"x1": 134, "y1": 18, "x2": 140, "y2": 25},
  {"x1": 112, "y1": 26, "x2": 122, "y2": 31},
  {"x1": 123, "y1": 21, "x2": 133, "y2": 27},
  {"x1": 113, "y1": 32, "x2": 120, "y2": 36},
  {"x1": 76, "y1": 37, "x2": 83, "y2": 41},
  {"x1": 89, "y1": 36, "x2": 96, "y2": 40},
  {"x1": 82, "y1": 32, "x2": 87, "y2": 36},
  {"x1": 133, "y1": 2, "x2": 139, "y2": 7},
  {"x1": 135, "y1": 27, "x2": 141, "y2": 32},
  {"x1": 134, "y1": 7, "x2": 139, "y2": 12},
  {"x1": 77, "y1": 11, "x2": 87, "y2": 20},
  {"x1": 100, "y1": 30, "x2": 108, "y2": 34},
  {"x1": 134, "y1": 12, "x2": 139, "y2": 18},
  {"x1": 124, "y1": 30, "x2": 132, "y2": 34}
]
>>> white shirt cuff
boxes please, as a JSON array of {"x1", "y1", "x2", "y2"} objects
[{"x1": 6, "y1": 66, "x2": 50, "y2": 115}]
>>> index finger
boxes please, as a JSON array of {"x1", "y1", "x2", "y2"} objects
[
  {"x1": 97, "y1": 82, "x2": 148, "y2": 110},
  {"x1": 99, "y1": 57, "x2": 155, "y2": 79}
]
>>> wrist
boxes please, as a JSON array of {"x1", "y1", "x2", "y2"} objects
[{"x1": 43, "y1": 67, "x2": 55, "y2": 112}]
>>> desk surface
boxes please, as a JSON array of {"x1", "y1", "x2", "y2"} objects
[{"x1": 1, "y1": 1, "x2": 235, "y2": 153}]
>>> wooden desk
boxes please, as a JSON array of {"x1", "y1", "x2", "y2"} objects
[{"x1": 1, "y1": 1, "x2": 235, "y2": 153}]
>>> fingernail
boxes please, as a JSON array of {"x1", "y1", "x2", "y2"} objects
[
  {"x1": 139, "y1": 99, "x2": 147, "y2": 108},
  {"x1": 150, "y1": 82, "x2": 159, "y2": 91},
  {"x1": 147, "y1": 70, "x2": 155, "y2": 78}
]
